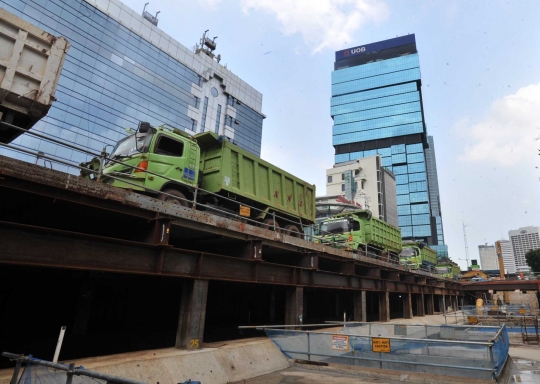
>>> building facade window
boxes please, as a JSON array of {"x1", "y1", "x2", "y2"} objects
[
  {"x1": 215, "y1": 104, "x2": 221, "y2": 134},
  {"x1": 200, "y1": 97, "x2": 209, "y2": 132},
  {"x1": 327, "y1": 175, "x2": 332, "y2": 183}
]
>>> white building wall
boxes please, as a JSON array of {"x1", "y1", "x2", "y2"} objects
[
  {"x1": 84, "y1": 0, "x2": 263, "y2": 138},
  {"x1": 325, "y1": 157, "x2": 379, "y2": 218},
  {"x1": 478, "y1": 244, "x2": 499, "y2": 271},
  {"x1": 499, "y1": 240, "x2": 516, "y2": 274},
  {"x1": 509, "y1": 226, "x2": 540, "y2": 273}
]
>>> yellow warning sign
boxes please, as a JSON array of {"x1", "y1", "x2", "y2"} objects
[
  {"x1": 468, "y1": 316, "x2": 478, "y2": 324},
  {"x1": 372, "y1": 337, "x2": 391, "y2": 353},
  {"x1": 331, "y1": 335, "x2": 349, "y2": 351},
  {"x1": 519, "y1": 309, "x2": 526, "y2": 314},
  {"x1": 239, "y1": 206, "x2": 251, "y2": 217}
]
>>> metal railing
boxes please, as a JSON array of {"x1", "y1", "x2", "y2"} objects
[{"x1": 0, "y1": 121, "x2": 457, "y2": 280}]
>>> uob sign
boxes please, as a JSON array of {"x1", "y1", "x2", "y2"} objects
[{"x1": 351, "y1": 47, "x2": 366, "y2": 54}]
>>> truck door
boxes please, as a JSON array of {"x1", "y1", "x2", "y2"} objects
[{"x1": 147, "y1": 134, "x2": 194, "y2": 187}]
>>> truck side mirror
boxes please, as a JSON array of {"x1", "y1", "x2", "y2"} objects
[
  {"x1": 138, "y1": 122, "x2": 151, "y2": 133},
  {"x1": 418, "y1": 242, "x2": 425, "y2": 249}
]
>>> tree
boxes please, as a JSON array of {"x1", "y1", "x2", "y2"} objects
[{"x1": 525, "y1": 249, "x2": 540, "y2": 273}]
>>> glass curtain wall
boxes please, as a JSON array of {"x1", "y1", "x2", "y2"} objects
[{"x1": 331, "y1": 53, "x2": 432, "y2": 242}]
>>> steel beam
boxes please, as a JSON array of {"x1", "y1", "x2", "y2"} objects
[
  {"x1": 415, "y1": 293, "x2": 425, "y2": 317},
  {"x1": 2, "y1": 221, "x2": 465, "y2": 294},
  {"x1": 426, "y1": 294, "x2": 435, "y2": 315},
  {"x1": 403, "y1": 292, "x2": 413, "y2": 319},
  {"x1": 378, "y1": 291, "x2": 390, "y2": 322},
  {"x1": 285, "y1": 286, "x2": 303, "y2": 325}
]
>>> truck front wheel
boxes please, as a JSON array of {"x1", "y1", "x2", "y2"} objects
[{"x1": 160, "y1": 189, "x2": 189, "y2": 207}]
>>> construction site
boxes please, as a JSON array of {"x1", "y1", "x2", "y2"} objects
[{"x1": 1, "y1": 1, "x2": 540, "y2": 383}]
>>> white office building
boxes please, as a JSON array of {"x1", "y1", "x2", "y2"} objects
[
  {"x1": 3, "y1": 0, "x2": 265, "y2": 170},
  {"x1": 497, "y1": 240, "x2": 516, "y2": 274},
  {"x1": 509, "y1": 226, "x2": 540, "y2": 273},
  {"x1": 324, "y1": 156, "x2": 398, "y2": 227},
  {"x1": 478, "y1": 244, "x2": 499, "y2": 273}
]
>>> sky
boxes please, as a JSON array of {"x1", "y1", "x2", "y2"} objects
[{"x1": 121, "y1": 0, "x2": 540, "y2": 270}]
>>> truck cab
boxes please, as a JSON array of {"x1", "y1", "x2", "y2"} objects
[
  {"x1": 399, "y1": 241, "x2": 437, "y2": 271},
  {"x1": 100, "y1": 122, "x2": 200, "y2": 205},
  {"x1": 316, "y1": 215, "x2": 362, "y2": 250}
]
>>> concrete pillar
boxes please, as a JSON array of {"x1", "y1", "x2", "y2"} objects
[
  {"x1": 285, "y1": 286, "x2": 304, "y2": 326},
  {"x1": 378, "y1": 291, "x2": 390, "y2": 322},
  {"x1": 416, "y1": 294, "x2": 425, "y2": 317},
  {"x1": 176, "y1": 279, "x2": 209, "y2": 349},
  {"x1": 426, "y1": 294, "x2": 435, "y2": 315},
  {"x1": 354, "y1": 291, "x2": 367, "y2": 322},
  {"x1": 453, "y1": 295, "x2": 458, "y2": 311},
  {"x1": 403, "y1": 293, "x2": 413, "y2": 319}
]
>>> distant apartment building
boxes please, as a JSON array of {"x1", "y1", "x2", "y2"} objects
[
  {"x1": 324, "y1": 156, "x2": 398, "y2": 227},
  {"x1": 496, "y1": 240, "x2": 516, "y2": 274},
  {"x1": 478, "y1": 244, "x2": 499, "y2": 273},
  {"x1": 509, "y1": 226, "x2": 540, "y2": 273}
]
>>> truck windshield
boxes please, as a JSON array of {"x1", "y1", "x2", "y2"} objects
[
  {"x1": 400, "y1": 248, "x2": 416, "y2": 257},
  {"x1": 109, "y1": 133, "x2": 153, "y2": 161},
  {"x1": 320, "y1": 219, "x2": 348, "y2": 235}
]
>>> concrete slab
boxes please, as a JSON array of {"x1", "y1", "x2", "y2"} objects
[{"x1": 0, "y1": 338, "x2": 289, "y2": 384}]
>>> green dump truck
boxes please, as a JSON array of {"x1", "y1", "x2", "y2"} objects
[
  {"x1": 85, "y1": 122, "x2": 316, "y2": 236},
  {"x1": 435, "y1": 262, "x2": 461, "y2": 280},
  {"x1": 399, "y1": 241, "x2": 438, "y2": 271},
  {"x1": 314, "y1": 210, "x2": 402, "y2": 260}
]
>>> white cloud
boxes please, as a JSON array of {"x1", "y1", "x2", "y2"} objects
[
  {"x1": 458, "y1": 82, "x2": 540, "y2": 166},
  {"x1": 240, "y1": 0, "x2": 389, "y2": 53}
]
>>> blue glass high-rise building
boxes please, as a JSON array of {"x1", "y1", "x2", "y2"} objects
[
  {"x1": 331, "y1": 35, "x2": 447, "y2": 255},
  {"x1": 0, "y1": 0, "x2": 265, "y2": 172}
]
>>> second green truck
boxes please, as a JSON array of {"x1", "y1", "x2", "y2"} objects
[{"x1": 314, "y1": 210, "x2": 403, "y2": 261}]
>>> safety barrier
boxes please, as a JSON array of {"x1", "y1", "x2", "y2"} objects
[{"x1": 263, "y1": 323, "x2": 509, "y2": 381}]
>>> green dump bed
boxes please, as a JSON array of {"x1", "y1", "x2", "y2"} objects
[
  {"x1": 420, "y1": 246, "x2": 438, "y2": 266},
  {"x1": 195, "y1": 132, "x2": 316, "y2": 224},
  {"x1": 352, "y1": 210, "x2": 402, "y2": 254}
]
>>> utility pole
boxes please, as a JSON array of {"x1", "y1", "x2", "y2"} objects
[{"x1": 463, "y1": 223, "x2": 470, "y2": 270}]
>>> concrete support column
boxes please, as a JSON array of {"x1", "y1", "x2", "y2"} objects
[
  {"x1": 354, "y1": 291, "x2": 367, "y2": 322},
  {"x1": 285, "y1": 286, "x2": 304, "y2": 326},
  {"x1": 403, "y1": 293, "x2": 413, "y2": 319},
  {"x1": 416, "y1": 294, "x2": 425, "y2": 317},
  {"x1": 426, "y1": 294, "x2": 435, "y2": 315},
  {"x1": 453, "y1": 295, "x2": 458, "y2": 311},
  {"x1": 378, "y1": 291, "x2": 390, "y2": 322},
  {"x1": 176, "y1": 279, "x2": 209, "y2": 349}
]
